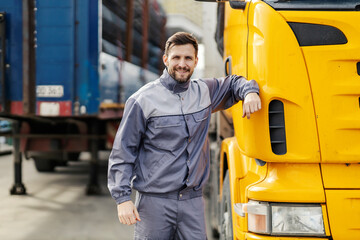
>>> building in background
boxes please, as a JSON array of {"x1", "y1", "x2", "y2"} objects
[
  {"x1": 158, "y1": 0, "x2": 223, "y2": 78},
  {"x1": 157, "y1": 0, "x2": 203, "y2": 40}
]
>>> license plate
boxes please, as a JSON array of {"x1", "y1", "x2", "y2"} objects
[{"x1": 36, "y1": 85, "x2": 64, "y2": 98}]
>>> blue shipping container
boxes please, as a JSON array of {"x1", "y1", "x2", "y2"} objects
[{"x1": 0, "y1": 0, "x2": 159, "y2": 117}]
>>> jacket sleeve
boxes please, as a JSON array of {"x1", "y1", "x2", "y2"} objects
[
  {"x1": 201, "y1": 75, "x2": 260, "y2": 112},
  {"x1": 107, "y1": 97, "x2": 146, "y2": 204}
]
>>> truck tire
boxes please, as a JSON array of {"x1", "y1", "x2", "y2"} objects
[
  {"x1": 33, "y1": 158, "x2": 55, "y2": 172},
  {"x1": 67, "y1": 152, "x2": 80, "y2": 161},
  {"x1": 220, "y1": 170, "x2": 233, "y2": 240}
]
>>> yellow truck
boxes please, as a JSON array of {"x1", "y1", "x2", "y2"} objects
[{"x1": 197, "y1": 0, "x2": 360, "y2": 239}]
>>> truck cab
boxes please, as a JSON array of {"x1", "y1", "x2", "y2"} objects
[{"x1": 202, "y1": 0, "x2": 360, "y2": 239}]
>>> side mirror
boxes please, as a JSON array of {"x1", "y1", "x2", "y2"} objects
[
  {"x1": 229, "y1": 1, "x2": 247, "y2": 9},
  {"x1": 194, "y1": 0, "x2": 247, "y2": 10}
]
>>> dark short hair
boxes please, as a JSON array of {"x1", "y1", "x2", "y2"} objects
[{"x1": 164, "y1": 32, "x2": 198, "y2": 57}]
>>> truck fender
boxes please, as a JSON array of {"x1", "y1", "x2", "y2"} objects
[{"x1": 219, "y1": 137, "x2": 247, "y2": 201}]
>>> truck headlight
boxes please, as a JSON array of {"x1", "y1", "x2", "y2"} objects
[{"x1": 240, "y1": 200, "x2": 325, "y2": 236}]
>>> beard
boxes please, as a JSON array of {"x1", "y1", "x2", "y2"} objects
[{"x1": 168, "y1": 66, "x2": 194, "y2": 83}]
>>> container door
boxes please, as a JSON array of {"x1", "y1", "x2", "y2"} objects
[
  {"x1": 35, "y1": 0, "x2": 75, "y2": 116},
  {"x1": 0, "y1": 0, "x2": 23, "y2": 115}
]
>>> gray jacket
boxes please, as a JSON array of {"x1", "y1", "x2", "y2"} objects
[{"x1": 108, "y1": 69, "x2": 259, "y2": 204}]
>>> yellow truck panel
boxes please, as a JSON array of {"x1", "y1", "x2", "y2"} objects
[
  {"x1": 321, "y1": 163, "x2": 360, "y2": 188},
  {"x1": 279, "y1": 11, "x2": 360, "y2": 163},
  {"x1": 247, "y1": 163, "x2": 325, "y2": 203},
  {"x1": 230, "y1": 1, "x2": 321, "y2": 163},
  {"x1": 224, "y1": 3, "x2": 248, "y2": 77},
  {"x1": 326, "y1": 190, "x2": 360, "y2": 239},
  {"x1": 201, "y1": 0, "x2": 360, "y2": 239},
  {"x1": 244, "y1": 233, "x2": 329, "y2": 240}
]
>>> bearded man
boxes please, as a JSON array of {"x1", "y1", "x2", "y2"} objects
[{"x1": 108, "y1": 32, "x2": 261, "y2": 240}]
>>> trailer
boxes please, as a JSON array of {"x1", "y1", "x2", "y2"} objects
[{"x1": 0, "y1": 0, "x2": 167, "y2": 195}]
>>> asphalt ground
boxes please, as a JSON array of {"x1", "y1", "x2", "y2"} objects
[{"x1": 0, "y1": 150, "x2": 215, "y2": 240}]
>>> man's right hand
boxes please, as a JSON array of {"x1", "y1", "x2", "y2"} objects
[{"x1": 117, "y1": 201, "x2": 141, "y2": 225}]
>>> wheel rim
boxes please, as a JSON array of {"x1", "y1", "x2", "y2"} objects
[
  {"x1": 224, "y1": 212, "x2": 230, "y2": 235},
  {"x1": 221, "y1": 198, "x2": 231, "y2": 239}
]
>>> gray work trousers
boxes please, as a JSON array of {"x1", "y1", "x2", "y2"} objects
[{"x1": 134, "y1": 188, "x2": 207, "y2": 240}]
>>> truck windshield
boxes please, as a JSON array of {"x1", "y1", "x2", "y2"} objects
[{"x1": 263, "y1": 0, "x2": 360, "y2": 10}]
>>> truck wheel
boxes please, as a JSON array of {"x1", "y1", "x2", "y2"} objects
[
  {"x1": 33, "y1": 158, "x2": 55, "y2": 172},
  {"x1": 67, "y1": 152, "x2": 80, "y2": 161},
  {"x1": 220, "y1": 170, "x2": 233, "y2": 240}
]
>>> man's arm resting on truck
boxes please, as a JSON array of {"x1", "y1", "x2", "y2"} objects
[
  {"x1": 200, "y1": 75, "x2": 261, "y2": 117},
  {"x1": 242, "y1": 92, "x2": 261, "y2": 119}
]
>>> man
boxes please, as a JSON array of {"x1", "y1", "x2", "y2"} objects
[{"x1": 108, "y1": 32, "x2": 261, "y2": 239}]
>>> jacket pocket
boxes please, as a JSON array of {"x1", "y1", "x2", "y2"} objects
[
  {"x1": 147, "y1": 115, "x2": 185, "y2": 150},
  {"x1": 154, "y1": 117, "x2": 181, "y2": 128}
]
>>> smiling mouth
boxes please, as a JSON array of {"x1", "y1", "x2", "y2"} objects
[{"x1": 176, "y1": 69, "x2": 189, "y2": 74}]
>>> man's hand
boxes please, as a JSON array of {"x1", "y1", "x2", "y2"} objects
[
  {"x1": 117, "y1": 201, "x2": 141, "y2": 225},
  {"x1": 242, "y1": 92, "x2": 261, "y2": 119}
]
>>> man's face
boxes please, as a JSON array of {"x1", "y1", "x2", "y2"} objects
[{"x1": 163, "y1": 44, "x2": 198, "y2": 83}]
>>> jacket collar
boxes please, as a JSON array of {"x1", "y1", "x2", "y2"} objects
[{"x1": 159, "y1": 69, "x2": 190, "y2": 94}]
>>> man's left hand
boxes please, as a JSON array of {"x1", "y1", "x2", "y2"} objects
[{"x1": 242, "y1": 92, "x2": 261, "y2": 119}]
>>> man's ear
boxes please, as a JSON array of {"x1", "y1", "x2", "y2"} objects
[
  {"x1": 195, "y1": 56, "x2": 198, "y2": 67},
  {"x1": 163, "y1": 54, "x2": 168, "y2": 67}
]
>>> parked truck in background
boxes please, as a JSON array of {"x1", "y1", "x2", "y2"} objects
[
  {"x1": 197, "y1": 0, "x2": 360, "y2": 239},
  {"x1": 0, "y1": 0, "x2": 167, "y2": 195}
]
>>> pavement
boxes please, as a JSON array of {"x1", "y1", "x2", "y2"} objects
[{"x1": 0, "y1": 150, "x2": 216, "y2": 240}]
